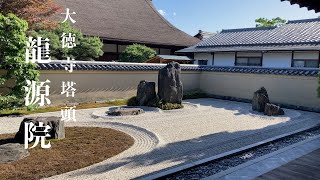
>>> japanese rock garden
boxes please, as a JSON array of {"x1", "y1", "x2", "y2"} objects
[
  {"x1": 252, "y1": 87, "x2": 285, "y2": 116},
  {"x1": 0, "y1": 0, "x2": 319, "y2": 178},
  {"x1": 107, "y1": 62, "x2": 184, "y2": 117},
  {"x1": 135, "y1": 62, "x2": 184, "y2": 108}
]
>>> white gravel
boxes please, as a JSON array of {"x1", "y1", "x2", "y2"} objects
[{"x1": 0, "y1": 98, "x2": 319, "y2": 180}]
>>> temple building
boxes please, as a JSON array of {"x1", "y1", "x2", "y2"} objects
[{"x1": 55, "y1": 0, "x2": 200, "y2": 61}]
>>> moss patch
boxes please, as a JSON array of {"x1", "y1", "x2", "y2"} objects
[
  {"x1": 0, "y1": 99, "x2": 127, "y2": 117},
  {"x1": 0, "y1": 127, "x2": 134, "y2": 180}
]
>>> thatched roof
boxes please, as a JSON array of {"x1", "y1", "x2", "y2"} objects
[
  {"x1": 281, "y1": 0, "x2": 320, "y2": 12},
  {"x1": 54, "y1": 0, "x2": 200, "y2": 47}
]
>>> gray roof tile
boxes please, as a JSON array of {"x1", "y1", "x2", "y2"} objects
[
  {"x1": 179, "y1": 18, "x2": 320, "y2": 52},
  {"x1": 36, "y1": 61, "x2": 320, "y2": 77}
]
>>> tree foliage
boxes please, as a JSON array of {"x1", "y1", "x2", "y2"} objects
[
  {"x1": 0, "y1": 0, "x2": 61, "y2": 30},
  {"x1": 119, "y1": 44, "x2": 156, "y2": 63},
  {"x1": 30, "y1": 22, "x2": 104, "y2": 61},
  {"x1": 0, "y1": 13, "x2": 39, "y2": 110},
  {"x1": 255, "y1": 17, "x2": 287, "y2": 27}
]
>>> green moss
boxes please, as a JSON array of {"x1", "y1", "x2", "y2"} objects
[
  {"x1": 0, "y1": 99, "x2": 127, "y2": 117},
  {"x1": 158, "y1": 103, "x2": 184, "y2": 110},
  {"x1": 127, "y1": 96, "x2": 183, "y2": 110}
]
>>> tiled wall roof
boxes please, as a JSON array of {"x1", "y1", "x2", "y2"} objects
[{"x1": 37, "y1": 61, "x2": 320, "y2": 77}]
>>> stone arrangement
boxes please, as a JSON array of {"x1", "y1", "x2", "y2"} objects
[
  {"x1": 0, "y1": 143, "x2": 29, "y2": 163},
  {"x1": 252, "y1": 87, "x2": 270, "y2": 112},
  {"x1": 264, "y1": 103, "x2": 285, "y2": 116},
  {"x1": 252, "y1": 87, "x2": 285, "y2": 116},
  {"x1": 107, "y1": 107, "x2": 144, "y2": 116},
  {"x1": 15, "y1": 116, "x2": 65, "y2": 144},
  {"x1": 136, "y1": 80, "x2": 157, "y2": 106},
  {"x1": 129, "y1": 62, "x2": 184, "y2": 110},
  {"x1": 158, "y1": 62, "x2": 183, "y2": 104}
]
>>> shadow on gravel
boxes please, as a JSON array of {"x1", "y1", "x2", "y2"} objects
[
  {"x1": 67, "y1": 100, "x2": 320, "y2": 179},
  {"x1": 0, "y1": 137, "x2": 17, "y2": 145}
]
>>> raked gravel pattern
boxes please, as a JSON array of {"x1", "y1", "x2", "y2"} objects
[{"x1": 0, "y1": 98, "x2": 319, "y2": 180}]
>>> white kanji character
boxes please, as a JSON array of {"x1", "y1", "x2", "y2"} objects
[
  {"x1": 24, "y1": 122, "x2": 51, "y2": 149},
  {"x1": 24, "y1": 79, "x2": 51, "y2": 107},
  {"x1": 61, "y1": 33, "x2": 76, "y2": 48},
  {"x1": 61, "y1": 81, "x2": 77, "y2": 97},
  {"x1": 62, "y1": 57, "x2": 76, "y2": 73},
  {"x1": 26, "y1": 37, "x2": 51, "y2": 63},
  {"x1": 61, "y1": 106, "x2": 76, "y2": 121},
  {"x1": 61, "y1": 8, "x2": 76, "y2": 23}
]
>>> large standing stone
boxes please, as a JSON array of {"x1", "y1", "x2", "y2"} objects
[
  {"x1": 107, "y1": 107, "x2": 144, "y2": 116},
  {"x1": 0, "y1": 143, "x2": 29, "y2": 163},
  {"x1": 158, "y1": 62, "x2": 183, "y2": 104},
  {"x1": 264, "y1": 103, "x2": 285, "y2": 116},
  {"x1": 136, "y1": 80, "x2": 157, "y2": 106},
  {"x1": 252, "y1": 87, "x2": 270, "y2": 112},
  {"x1": 15, "y1": 117, "x2": 65, "y2": 144}
]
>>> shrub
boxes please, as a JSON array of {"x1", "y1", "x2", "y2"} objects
[
  {"x1": 119, "y1": 44, "x2": 156, "y2": 63},
  {"x1": 0, "y1": 96, "x2": 23, "y2": 110},
  {"x1": 30, "y1": 22, "x2": 104, "y2": 61},
  {"x1": 127, "y1": 96, "x2": 183, "y2": 110},
  {"x1": 0, "y1": 14, "x2": 39, "y2": 110},
  {"x1": 183, "y1": 89, "x2": 209, "y2": 100}
]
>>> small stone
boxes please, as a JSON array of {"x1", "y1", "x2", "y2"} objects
[
  {"x1": 107, "y1": 107, "x2": 144, "y2": 116},
  {"x1": 0, "y1": 143, "x2": 29, "y2": 163},
  {"x1": 252, "y1": 87, "x2": 270, "y2": 112},
  {"x1": 136, "y1": 80, "x2": 157, "y2": 106},
  {"x1": 264, "y1": 103, "x2": 285, "y2": 116},
  {"x1": 15, "y1": 117, "x2": 65, "y2": 144}
]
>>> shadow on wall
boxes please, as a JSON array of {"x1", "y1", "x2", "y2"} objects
[{"x1": 65, "y1": 103, "x2": 319, "y2": 179}]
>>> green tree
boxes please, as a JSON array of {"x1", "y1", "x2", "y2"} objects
[
  {"x1": 119, "y1": 44, "x2": 156, "y2": 63},
  {"x1": 255, "y1": 17, "x2": 287, "y2": 27},
  {"x1": 30, "y1": 22, "x2": 104, "y2": 61},
  {"x1": 0, "y1": 13, "x2": 39, "y2": 110}
]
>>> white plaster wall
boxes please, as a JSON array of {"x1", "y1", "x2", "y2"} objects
[
  {"x1": 194, "y1": 53, "x2": 213, "y2": 65},
  {"x1": 263, "y1": 52, "x2": 292, "y2": 68},
  {"x1": 195, "y1": 51, "x2": 319, "y2": 68},
  {"x1": 237, "y1": 52, "x2": 262, "y2": 57},
  {"x1": 200, "y1": 72, "x2": 320, "y2": 110},
  {"x1": 214, "y1": 53, "x2": 235, "y2": 66},
  {"x1": 294, "y1": 51, "x2": 319, "y2": 59}
]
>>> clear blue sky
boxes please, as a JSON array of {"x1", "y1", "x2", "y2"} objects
[{"x1": 153, "y1": 0, "x2": 319, "y2": 36}]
